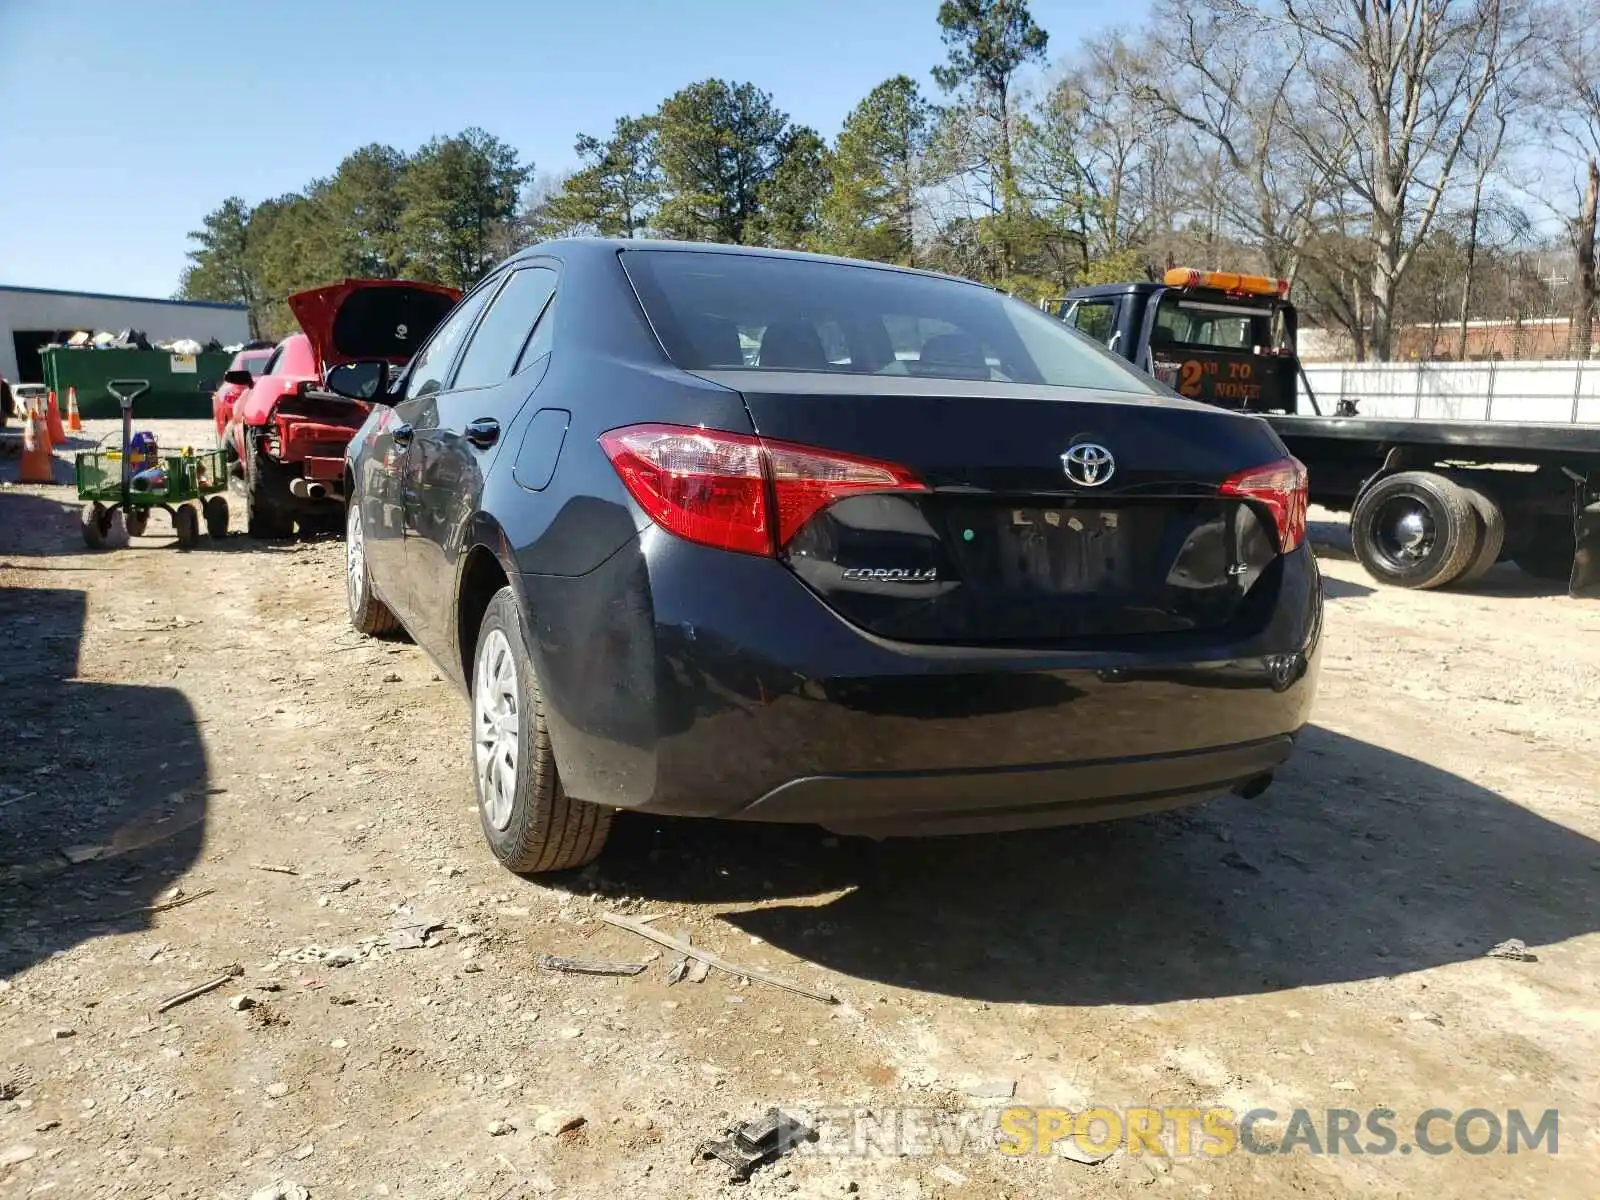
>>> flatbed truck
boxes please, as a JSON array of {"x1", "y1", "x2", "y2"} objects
[{"x1": 1059, "y1": 270, "x2": 1600, "y2": 597}]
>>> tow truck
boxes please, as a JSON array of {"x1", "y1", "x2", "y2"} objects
[{"x1": 1060, "y1": 269, "x2": 1600, "y2": 597}]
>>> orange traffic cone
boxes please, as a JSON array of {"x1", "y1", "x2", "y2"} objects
[
  {"x1": 19, "y1": 405, "x2": 54, "y2": 483},
  {"x1": 46, "y1": 390, "x2": 65, "y2": 444},
  {"x1": 66, "y1": 387, "x2": 82, "y2": 433}
]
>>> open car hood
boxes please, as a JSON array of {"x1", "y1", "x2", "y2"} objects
[{"x1": 287, "y1": 278, "x2": 462, "y2": 369}]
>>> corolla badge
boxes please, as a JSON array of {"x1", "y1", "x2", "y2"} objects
[{"x1": 1062, "y1": 442, "x2": 1115, "y2": 487}]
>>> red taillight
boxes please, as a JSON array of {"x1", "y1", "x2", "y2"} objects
[
  {"x1": 1220, "y1": 456, "x2": 1308, "y2": 553},
  {"x1": 599, "y1": 423, "x2": 926, "y2": 557}
]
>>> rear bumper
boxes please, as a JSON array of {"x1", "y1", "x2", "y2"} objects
[
  {"x1": 741, "y1": 735, "x2": 1294, "y2": 835},
  {"x1": 516, "y1": 532, "x2": 1322, "y2": 833}
]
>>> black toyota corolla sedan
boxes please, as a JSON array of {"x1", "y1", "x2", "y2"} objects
[{"x1": 341, "y1": 239, "x2": 1321, "y2": 873}]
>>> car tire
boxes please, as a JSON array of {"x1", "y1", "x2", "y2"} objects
[
  {"x1": 244, "y1": 443, "x2": 294, "y2": 539},
  {"x1": 1452, "y1": 482, "x2": 1506, "y2": 585},
  {"x1": 471, "y1": 585, "x2": 611, "y2": 874},
  {"x1": 345, "y1": 500, "x2": 401, "y2": 636},
  {"x1": 1351, "y1": 470, "x2": 1479, "y2": 589}
]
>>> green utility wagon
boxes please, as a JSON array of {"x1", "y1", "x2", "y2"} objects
[{"x1": 74, "y1": 379, "x2": 229, "y2": 550}]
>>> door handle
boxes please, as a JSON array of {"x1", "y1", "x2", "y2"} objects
[
  {"x1": 391, "y1": 423, "x2": 414, "y2": 447},
  {"x1": 464, "y1": 417, "x2": 500, "y2": 448}
]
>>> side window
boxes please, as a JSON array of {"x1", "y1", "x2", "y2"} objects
[
  {"x1": 1068, "y1": 301, "x2": 1117, "y2": 346},
  {"x1": 402, "y1": 277, "x2": 503, "y2": 401},
  {"x1": 451, "y1": 267, "x2": 559, "y2": 390},
  {"x1": 258, "y1": 346, "x2": 284, "y2": 377},
  {"x1": 513, "y1": 293, "x2": 558, "y2": 374}
]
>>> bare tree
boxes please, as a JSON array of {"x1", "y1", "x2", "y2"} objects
[
  {"x1": 1255, "y1": 0, "x2": 1541, "y2": 359},
  {"x1": 1542, "y1": 7, "x2": 1600, "y2": 358}
]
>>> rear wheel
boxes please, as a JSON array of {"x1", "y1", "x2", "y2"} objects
[
  {"x1": 1453, "y1": 483, "x2": 1506, "y2": 585},
  {"x1": 244, "y1": 443, "x2": 294, "y2": 539},
  {"x1": 471, "y1": 586, "x2": 611, "y2": 874},
  {"x1": 345, "y1": 499, "x2": 401, "y2": 636},
  {"x1": 1351, "y1": 471, "x2": 1479, "y2": 590}
]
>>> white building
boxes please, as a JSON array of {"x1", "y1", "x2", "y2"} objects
[{"x1": 0, "y1": 285, "x2": 251, "y2": 383}]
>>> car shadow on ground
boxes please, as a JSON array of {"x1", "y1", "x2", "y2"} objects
[
  {"x1": 0, "y1": 494, "x2": 209, "y2": 981},
  {"x1": 573, "y1": 724, "x2": 1599, "y2": 1005}
]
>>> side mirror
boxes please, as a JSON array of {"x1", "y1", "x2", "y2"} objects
[
  {"x1": 325, "y1": 361, "x2": 388, "y2": 400},
  {"x1": 223, "y1": 369, "x2": 255, "y2": 387}
]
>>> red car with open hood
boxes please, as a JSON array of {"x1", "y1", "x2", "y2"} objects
[{"x1": 223, "y1": 278, "x2": 460, "y2": 537}]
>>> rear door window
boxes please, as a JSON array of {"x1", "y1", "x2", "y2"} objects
[{"x1": 449, "y1": 267, "x2": 559, "y2": 391}]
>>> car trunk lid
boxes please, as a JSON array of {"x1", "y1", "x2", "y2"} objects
[
  {"x1": 709, "y1": 372, "x2": 1294, "y2": 644},
  {"x1": 287, "y1": 279, "x2": 462, "y2": 370}
]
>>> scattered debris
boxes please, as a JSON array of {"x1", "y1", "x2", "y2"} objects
[
  {"x1": 1219, "y1": 850, "x2": 1261, "y2": 874},
  {"x1": 60, "y1": 844, "x2": 106, "y2": 865},
  {"x1": 534, "y1": 1111, "x2": 586, "y2": 1137},
  {"x1": 157, "y1": 964, "x2": 243, "y2": 1013},
  {"x1": 0, "y1": 1145, "x2": 37, "y2": 1167},
  {"x1": 601, "y1": 913, "x2": 837, "y2": 1004},
  {"x1": 229, "y1": 994, "x2": 257, "y2": 1012},
  {"x1": 537, "y1": 954, "x2": 648, "y2": 977},
  {"x1": 385, "y1": 917, "x2": 446, "y2": 951},
  {"x1": 33, "y1": 1120, "x2": 59, "y2": 1133},
  {"x1": 110, "y1": 887, "x2": 216, "y2": 920},
  {"x1": 686, "y1": 958, "x2": 712, "y2": 985},
  {"x1": 697, "y1": 1108, "x2": 814, "y2": 1181},
  {"x1": 487, "y1": 1119, "x2": 516, "y2": 1137},
  {"x1": 1056, "y1": 1139, "x2": 1116, "y2": 1165},
  {"x1": 930, "y1": 1164, "x2": 968, "y2": 1186},
  {"x1": 291, "y1": 1144, "x2": 314, "y2": 1160},
  {"x1": 962, "y1": 1079, "x2": 1015, "y2": 1100},
  {"x1": 1486, "y1": 938, "x2": 1538, "y2": 962},
  {"x1": 265, "y1": 1082, "x2": 290, "y2": 1099},
  {"x1": 666, "y1": 928, "x2": 693, "y2": 985},
  {"x1": 250, "y1": 863, "x2": 300, "y2": 876},
  {"x1": 249, "y1": 1183, "x2": 309, "y2": 1200}
]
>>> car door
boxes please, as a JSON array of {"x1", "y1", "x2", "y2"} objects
[
  {"x1": 363, "y1": 276, "x2": 504, "y2": 630},
  {"x1": 403, "y1": 263, "x2": 560, "y2": 653}
]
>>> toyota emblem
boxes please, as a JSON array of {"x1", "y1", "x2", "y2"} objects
[{"x1": 1062, "y1": 443, "x2": 1115, "y2": 487}]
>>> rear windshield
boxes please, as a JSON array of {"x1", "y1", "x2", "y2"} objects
[
  {"x1": 620, "y1": 249, "x2": 1157, "y2": 394},
  {"x1": 1152, "y1": 295, "x2": 1293, "y2": 352}
]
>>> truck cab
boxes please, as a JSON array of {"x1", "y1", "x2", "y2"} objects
[{"x1": 1060, "y1": 271, "x2": 1301, "y2": 414}]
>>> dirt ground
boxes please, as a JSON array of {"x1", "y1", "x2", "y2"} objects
[{"x1": 3, "y1": 418, "x2": 1598, "y2": 1199}]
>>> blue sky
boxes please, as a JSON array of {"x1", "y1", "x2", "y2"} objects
[{"x1": 0, "y1": 0, "x2": 1145, "y2": 299}]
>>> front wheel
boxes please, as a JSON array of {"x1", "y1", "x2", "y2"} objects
[
  {"x1": 173, "y1": 504, "x2": 200, "y2": 550},
  {"x1": 471, "y1": 586, "x2": 611, "y2": 874}
]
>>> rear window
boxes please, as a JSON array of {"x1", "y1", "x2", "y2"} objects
[
  {"x1": 1152, "y1": 296, "x2": 1292, "y2": 352},
  {"x1": 620, "y1": 250, "x2": 1155, "y2": 394}
]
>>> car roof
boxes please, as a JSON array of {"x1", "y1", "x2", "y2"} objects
[{"x1": 507, "y1": 237, "x2": 993, "y2": 290}]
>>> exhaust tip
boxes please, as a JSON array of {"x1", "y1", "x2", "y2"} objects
[{"x1": 1233, "y1": 773, "x2": 1274, "y2": 800}]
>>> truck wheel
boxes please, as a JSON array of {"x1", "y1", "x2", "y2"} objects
[
  {"x1": 245, "y1": 448, "x2": 294, "y2": 540},
  {"x1": 125, "y1": 509, "x2": 150, "y2": 538},
  {"x1": 471, "y1": 585, "x2": 612, "y2": 874},
  {"x1": 1452, "y1": 483, "x2": 1505, "y2": 585},
  {"x1": 345, "y1": 500, "x2": 401, "y2": 636},
  {"x1": 1351, "y1": 470, "x2": 1479, "y2": 589},
  {"x1": 1512, "y1": 517, "x2": 1575, "y2": 582}
]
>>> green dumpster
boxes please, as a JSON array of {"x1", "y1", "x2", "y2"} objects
[{"x1": 41, "y1": 347, "x2": 234, "y2": 420}]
